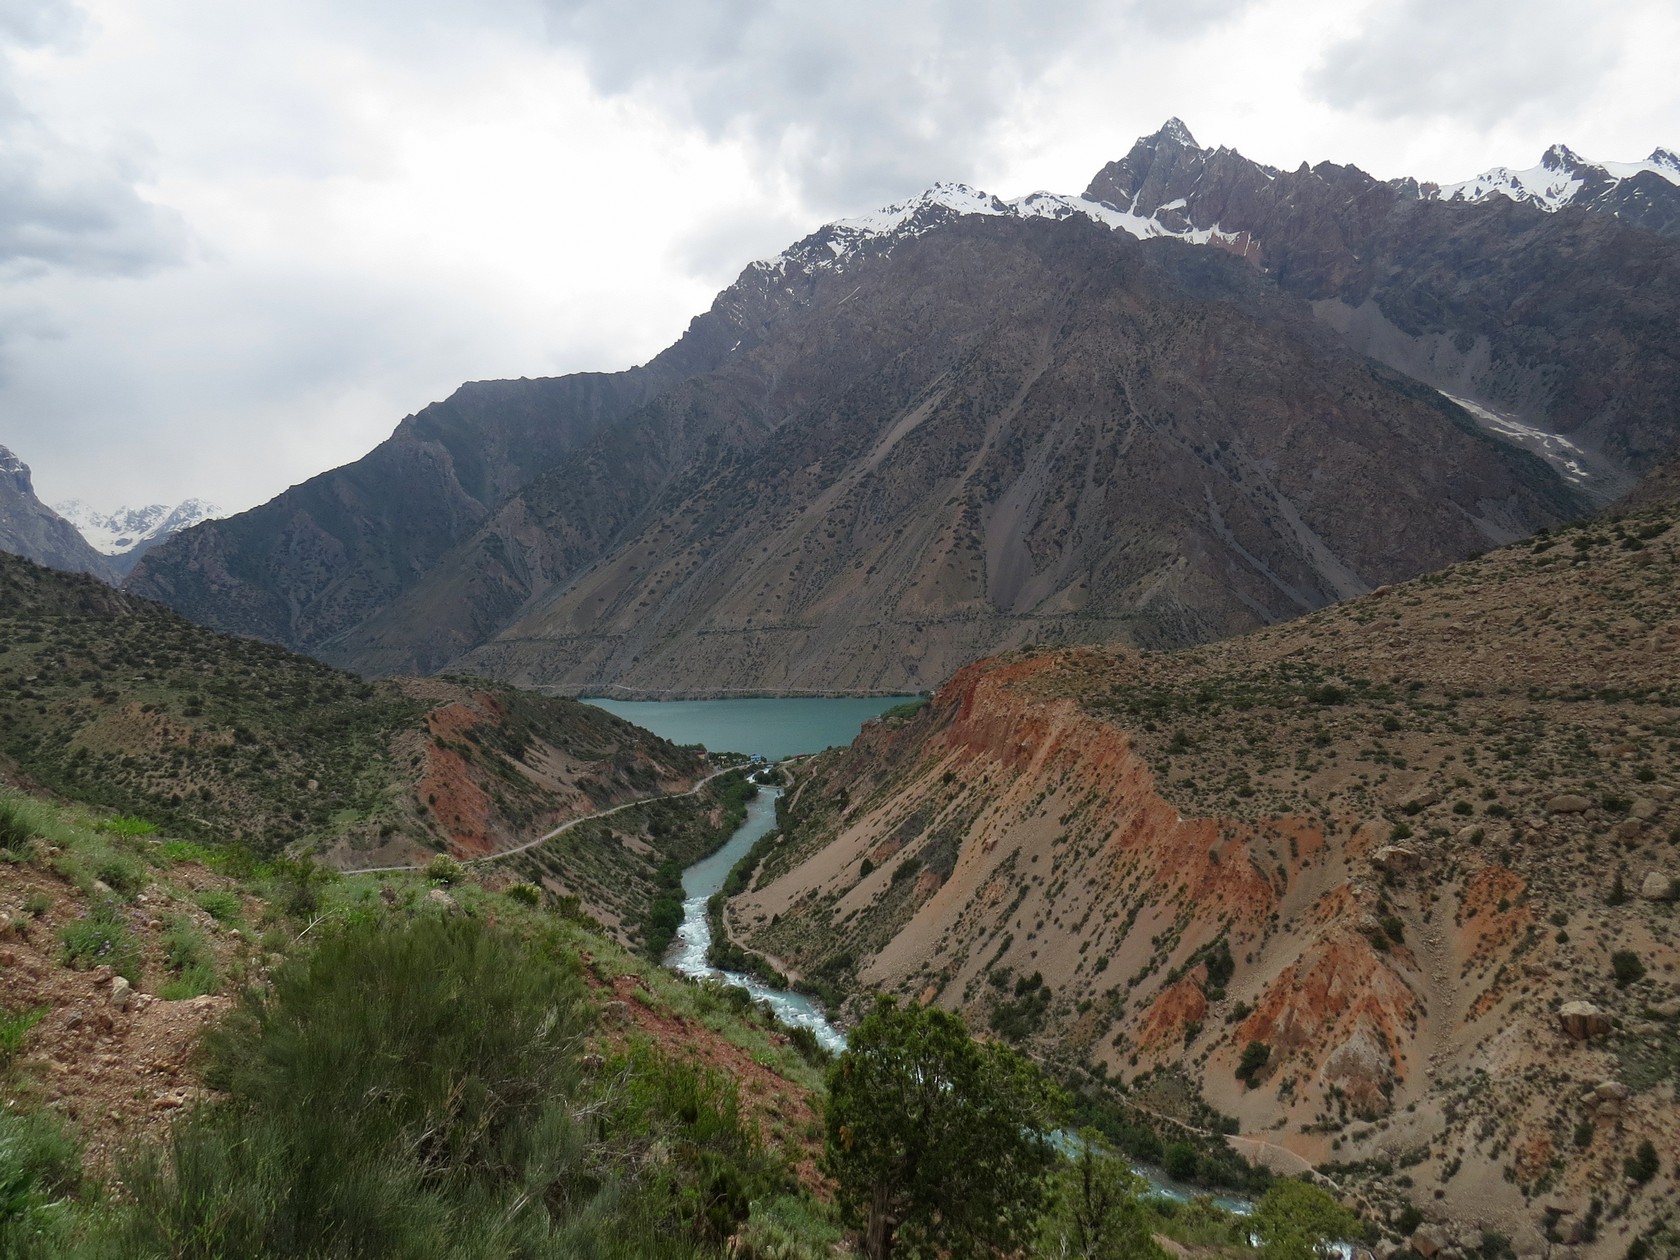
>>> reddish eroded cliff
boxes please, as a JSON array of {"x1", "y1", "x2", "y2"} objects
[{"x1": 744, "y1": 651, "x2": 1427, "y2": 1126}]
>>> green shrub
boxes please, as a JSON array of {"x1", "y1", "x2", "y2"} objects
[
  {"x1": 1624, "y1": 1140, "x2": 1659, "y2": 1185},
  {"x1": 58, "y1": 903, "x2": 140, "y2": 982},
  {"x1": 115, "y1": 915, "x2": 597, "y2": 1257},
  {"x1": 1611, "y1": 950, "x2": 1646, "y2": 988},
  {"x1": 1163, "y1": 1142, "x2": 1200, "y2": 1182},
  {"x1": 0, "y1": 797, "x2": 42, "y2": 854},
  {"x1": 423, "y1": 854, "x2": 463, "y2": 885},
  {"x1": 96, "y1": 815, "x2": 158, "y2": 837},
  {"x1": 0, "y1": 1109, "x2": 84, "y2": 1247},
  {"x1": 193, "y1": 890, "x2": 243, "y2": 924},
  {"x1": 506, "y1": 882, "x2": 541, "y2": 907},
  {"x1": 0, "y1": 1005, "x2": 47, "y2": 1065},
  {"x1": 1236, "y1": 1039, "x2": 1271, "y2": 1085},
  {"x1": 158, "y1": 916, "x2": 218, "y2": 1001}
]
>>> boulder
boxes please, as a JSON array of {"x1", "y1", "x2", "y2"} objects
[
  {"x1": 1373, "y1": 845, "x2": 1422, "y2": 872},
  {"x1": 425, "y1": 888, "x2": 460, "y2": 914},
  {"x1": 1411, "y1": 1226, "x2": 1448, "y2": 1258},
  {"x1": 1639, "y1": 872, "x2": 1675, "y2": 902},
  {"x1": 1589, "y1": 1080, "x2": 1630, "y2": 1103},
  {"x1": 108, "y1": 976, "x2": 132, "y2": 1011},
  {"x1": 1546, "y1": 794, "x2": 1592, "y2": 814},
  {"x1": 1630, "y1": 798, "x2": 1660, "y2": 820},
  {"x1": 1651, "y1": 998, "x2": 1680, "y2": 1019},
  {"x1": 1558, "y1": 1001, "x2": 1611, "y2": 1040}
]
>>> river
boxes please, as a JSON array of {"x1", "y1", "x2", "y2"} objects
[
  {"x1": 618, "y1": 697, "x2": 1254, "y2": 1211},
  {"x1": 664, "y1": 773, "x2": 1256, "y2": 1213},
  {"x1": 664, "y1": 783, "x2": 848, "y2": 1053}
]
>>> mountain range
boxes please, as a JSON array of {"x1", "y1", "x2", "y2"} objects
[
  {"x1": 125, "y1": 122, "x2": 1680, "y2": 696},
  {"x1": 52, "y1": 498, "x2": 222, "y2": 575}
]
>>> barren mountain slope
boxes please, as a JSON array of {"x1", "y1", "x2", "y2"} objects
[
  {"x1": 124, "y1": 275, "x2": 785, "y2": 655},
  {"x1": 732, "y1": 500, "x2": 1680, "y2": 1253},
  {"x1": 359, "y1": 214, "x2": 1580, "y2": 693}
]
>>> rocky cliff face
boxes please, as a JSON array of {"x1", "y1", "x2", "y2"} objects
[
  {"x1": 741, "y1": 498, "x2": 1680, "y2": 1254},
  {"x1": 0, "y1": 445, "x2": 117, "y2": 582},
  {"x1": 1084, "y1": 126, "x2": 1680, "y2": 471},
  {"x1": 122, "y1": 277, "x2": 787, "y2": 656}
]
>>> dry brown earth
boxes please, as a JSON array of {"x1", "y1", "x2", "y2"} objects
[{"x1": 731, "y1": 499, "x2": 1680, "y2": 1256}]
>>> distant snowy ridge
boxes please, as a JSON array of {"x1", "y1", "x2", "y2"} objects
[
  {"x1": 55, "y1": 498, "x2": 221, "y2": 570},
  {"x1": 761, "y1": 126, "x2": 1676, "y2": 282},
  {"x1": 1427, "y1": 143, "x2": 1680, "y2": 213},
  {"x1": 759, "y1": 178, "x2": 1252, "y2": 276}
]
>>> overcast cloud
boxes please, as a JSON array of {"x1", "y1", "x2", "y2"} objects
[{"x1": 0, "y1": 0, "x2": 1673, "y2": 516}]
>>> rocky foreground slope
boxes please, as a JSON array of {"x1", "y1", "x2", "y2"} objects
[{"x1": 731, "y1": 496, "x2": 1680, "y2": 1254}]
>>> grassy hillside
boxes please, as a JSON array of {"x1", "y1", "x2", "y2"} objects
[{"x1": 0, "y1": 551, "x2": 704, "y2": 867}]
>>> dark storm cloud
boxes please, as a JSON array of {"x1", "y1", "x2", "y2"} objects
[
  {"x1": 1308, "y1": 0, "x2": 1622, "y2": 125},
  {"x1": 0, "y1": 3, "x2": 189, "y2": 277},
  {"x1": 539, "y1": 0, "x2": 1252, "y2": 209}
]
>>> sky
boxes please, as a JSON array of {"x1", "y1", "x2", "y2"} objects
[{"x1": 2, "y1": 0, "x2": 1675, "y2": 516}]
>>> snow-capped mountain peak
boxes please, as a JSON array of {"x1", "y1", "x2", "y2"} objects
[
  {"x1": 1431, "y1": 142, "x2": 1680, "y2": 214},
  {"x1": 1155, "y1": 116, "x2": 1199, "y2": 148},
  {"x1": 54, "y1": 497, "x2": 221, "y2": 572}
]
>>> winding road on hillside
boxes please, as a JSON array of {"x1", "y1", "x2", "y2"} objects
[{"x1": 338, "y1": 766, "x2": 738, "y2": 876}]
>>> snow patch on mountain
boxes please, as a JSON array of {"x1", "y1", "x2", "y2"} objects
[
  {"x1": 759, "y1": 179, "x2": 1252, "y2": 277},
  {"x1": 55, "y1": 498, "x2": 221, "y2": 561},
  {"x1": 1430, "y1": 144, "x2": 1680, "y2": 212}
]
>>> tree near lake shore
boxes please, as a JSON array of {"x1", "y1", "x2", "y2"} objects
[{"x1": 823, "y1": 996, "x2": 1064, "y2": 1260}]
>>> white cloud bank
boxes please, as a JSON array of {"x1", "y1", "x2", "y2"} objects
[{"x1": 0, "y1": 0, "x2": 1672, "y2": 514}]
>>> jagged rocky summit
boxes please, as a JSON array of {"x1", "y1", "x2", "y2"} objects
[{"x1": 54, "y1": 498, "x2": 221, "y2": 576}]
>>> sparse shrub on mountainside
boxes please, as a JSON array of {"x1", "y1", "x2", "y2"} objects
[
  {"x1": 0, "y1": 1109, "x2": 84, "y2": 1252},
  {"x1": 1612, "y1": 950, "x2": 1646, "y2": 988},
  {"x1": 1254, "y1": 1180, "x2": 1360, "y2": 1260},
  {"x1": 1624, "y1": 1141, "x2": 1660, "y2": 1185},
  {"x1": 103, "y1": 913, "x2": 777, "y2": 1258},
  {"x1": 0, "y1": 796, "x2": 42, "y2": 854},
  {"x1": 824, "y1": 996, "x2": 1062, "y2": 1260},
  {"x1": 58, "y1": 901, "x2": 140, "y2": 982},
  {"x1": 158, "y1": 916, "x2": 218, "y2": 1000},
  {"x1": 1237, "y1": 1040, "x2": 1271, "y2": 1086},
  {"x1": 423, "y1": 854, "x2": 463, "y2": 885},
  {"x1": 1037, "y1": 1138, "x2": 1167, "y2": 1260}
]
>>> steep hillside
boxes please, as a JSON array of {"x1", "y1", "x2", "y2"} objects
[
  {"x1": 346, "y1": 211, "x2": 1580, "y2": 692},
  {"x1": 123, "y1": 284, "x2": 776, "y2": 656},
  {"x1": 0, "y1": 446, "x2": 117, "y2": 582},
  {"x1": 1085, "y1": 126, "x2": 1680, "y2": 472},
  {"x1": 733, "y1": 499, "x2": 1680, "y2": 1252},
  {"x1": 0, "y1": 551, "x2": 703, "y2": 867}
]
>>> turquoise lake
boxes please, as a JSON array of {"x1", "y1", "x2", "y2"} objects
[{"x1": 583, "y1": 695, "x2": 921, "y2": 761}]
